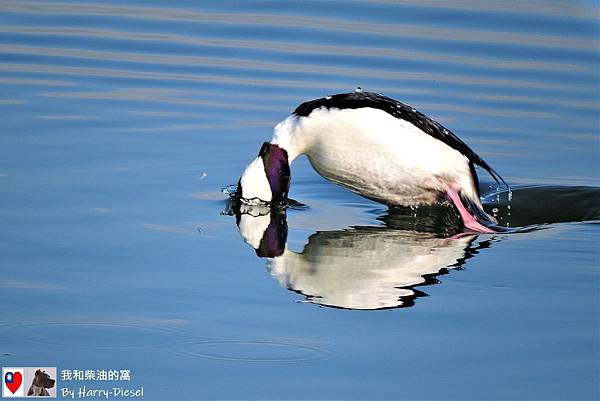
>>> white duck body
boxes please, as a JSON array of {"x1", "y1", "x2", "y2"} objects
[{"x1": 272, "y1": 107, "x2": 478, "y2": 206}]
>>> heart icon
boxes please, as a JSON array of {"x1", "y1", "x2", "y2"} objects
[{"x1": 5, "y1": 371, "x2": 22, "y2": 394}]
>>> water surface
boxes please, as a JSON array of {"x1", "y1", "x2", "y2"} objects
[{"x1": 0, "y1": 1, "x2": 598, "y2": 400}]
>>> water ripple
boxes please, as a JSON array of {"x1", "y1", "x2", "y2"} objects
[
  {"x1": 0, "y1": 61, "x2": 588, "y2": 96},
  {"x1": 1, "y1": 1, "x2": 596, "y2": 50},
  {"x1": 0, "y1": 26, "x2": 591, "y2": 75},
  {"x1": 171, "y1": 339, "x2": 331, "y2": 363},
  {"x1": 0, "y1": 318, "x2": 189, "y2": 350},
  {"x1": 370, "y1": 0, "x2": 595, "y2": 19}
]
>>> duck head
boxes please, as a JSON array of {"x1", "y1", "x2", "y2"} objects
[{"x1": 236, "y1": 142, "x2": 291, "y2": 207}]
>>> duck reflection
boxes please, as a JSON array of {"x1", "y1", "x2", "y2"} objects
[
  {"x1": 267, "y1": 229, "x2": 482, "y2": 310},
  {"x1": 232, "y1": 203, "x2": 487, "y2": 310},
  {"x1": 227, "y1": 184, "x2": 600, "y2": 310}
]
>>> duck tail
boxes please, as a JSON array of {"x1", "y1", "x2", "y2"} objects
[{"x1": 474, "y1": 159, "x2": 509, "y2": 190}]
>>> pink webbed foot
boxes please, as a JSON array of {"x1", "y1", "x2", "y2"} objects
[{"x1": 446, "y1": 188, "x2": 495, "y2": 233}]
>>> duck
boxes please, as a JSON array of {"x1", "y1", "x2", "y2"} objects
[{"x1": 236, "y1": 90, "x2": 508, "y2": 233}]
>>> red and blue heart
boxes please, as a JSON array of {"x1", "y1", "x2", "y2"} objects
[{"x1": 5, "y1": 371, "x2": 22, "y2": 394}]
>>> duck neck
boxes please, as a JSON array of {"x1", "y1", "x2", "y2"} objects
[{"x1": 271, "y1": 115, "x2": 311, "y2": 163}]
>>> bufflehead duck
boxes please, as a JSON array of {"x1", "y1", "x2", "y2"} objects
[{"x1": 237, "y1": 91, "x2": 507, "y2": 233}]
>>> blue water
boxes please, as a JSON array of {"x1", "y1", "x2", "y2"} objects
[{"x1": 0, "y1": 1, "x2": 598, "y2": 400}]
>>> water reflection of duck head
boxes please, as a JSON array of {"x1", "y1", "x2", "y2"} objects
[
  {"x1": 233, "y1": 204, "x2": 482, "y2": 310},
  {"x1": 235, "y1": 203, "x2": 287, "y2": 258}
]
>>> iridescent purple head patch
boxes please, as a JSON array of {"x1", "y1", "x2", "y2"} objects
[
  {"x1": 258, "y1": 142, "x2": 290, "y2": 205},
  {"x1": 256, "y1": 210, "x2": 287, "y2": 257}
]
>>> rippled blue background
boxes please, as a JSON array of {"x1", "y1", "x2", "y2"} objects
[{"x1": 0, "y1": 1, "x2": 598, "y2": 400}]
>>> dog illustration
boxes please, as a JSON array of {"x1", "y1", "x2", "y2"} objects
[{"x1": 27, "y1": 370, "x2": 55, "y2": 396}]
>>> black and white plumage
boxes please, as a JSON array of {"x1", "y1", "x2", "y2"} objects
[{"x1": 237, "y1": 91, "x2": 507, "y2": 233}]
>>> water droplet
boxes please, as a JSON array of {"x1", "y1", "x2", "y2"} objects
[
  {"x1": 355, "y1": 86, "x2": 362, "y2": 93},
  {"x1": 198, "y1": 172, "x2": 207, "y2": 180}
]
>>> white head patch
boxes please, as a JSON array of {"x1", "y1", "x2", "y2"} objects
[
  {"x1": 239, "y1": 157, "x2": 272, "y2": 202},
  {"x1": 238, "y1": 212, "x2": 271, "y2": 249}
]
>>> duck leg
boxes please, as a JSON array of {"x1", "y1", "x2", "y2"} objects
[{"x1": 446, "y1": 188, "x2": 495, "y2": 233}]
